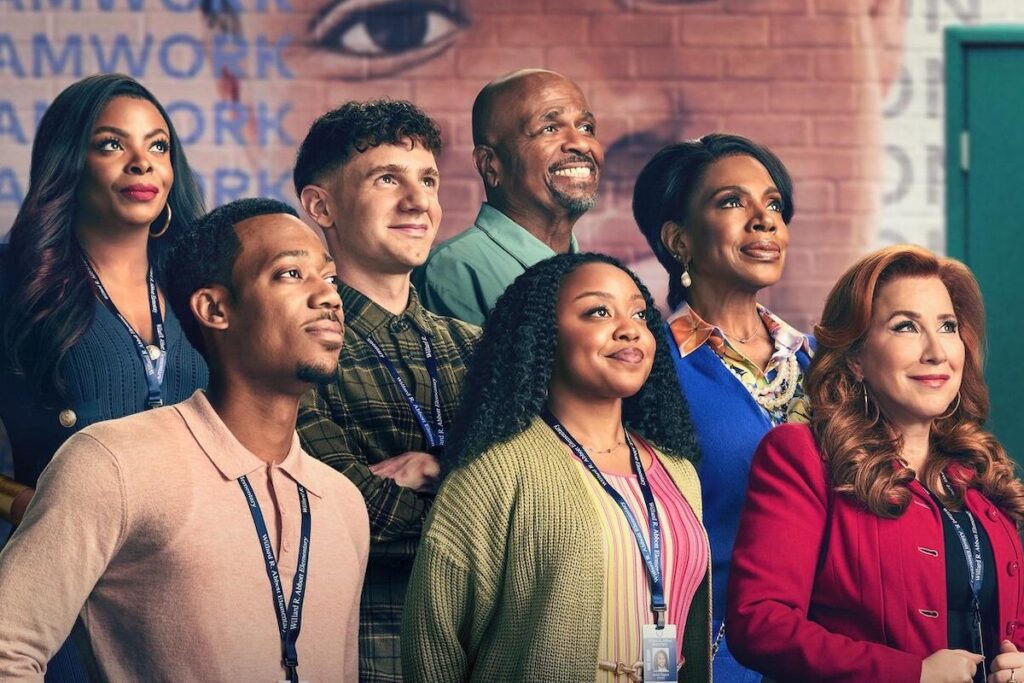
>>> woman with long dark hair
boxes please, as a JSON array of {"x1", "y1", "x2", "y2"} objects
[
  {"x1": 402, "y1": 253, "x2": 710, "y2": 682},
  {"x1": 0, "y1": 74, "x2": 208, "y2": 679},
  {"x1": 728, "y1": 246, "x2": 1024, "y2": 683},
  {"x1": 633, "y1": 134, "x2": 814, "y2": 683}
]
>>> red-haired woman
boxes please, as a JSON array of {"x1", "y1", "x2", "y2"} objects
[{"x1": 727, "y1": 245, "x2": 1024, "y2": 683}]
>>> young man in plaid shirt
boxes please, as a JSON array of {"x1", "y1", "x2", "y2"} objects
[{"x1": 294, "y1": 100, "x2": 480, "y2": 682}]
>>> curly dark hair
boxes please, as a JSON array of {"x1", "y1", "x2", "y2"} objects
[
  {"x1": 166, "y1": 197, "x2": 298, "y2": 361},
  {"x1": 808, "y1": 245, "x2": 1024, "y2": 525},
  {"x1": 293, "y1": 99, "x2": 443, "y2": 195},
  {"x1": 632, "y1": 133, "x2": 794, "y2": 310},
  {"x1": 1, "y1": 73, "x2": 204, "y2": 406},
  {"x1": 447, "y1": 252, "x2": 699, "y2": 470}
]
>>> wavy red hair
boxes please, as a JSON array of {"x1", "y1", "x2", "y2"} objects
[{"x1": 807, "y1": 245, "x2": 1024, "y2": 524}]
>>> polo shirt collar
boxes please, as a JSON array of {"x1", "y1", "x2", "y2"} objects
[
  {"x1": 339, "y1": 281, "x2": 435, "y2": 339},
  {"x1": 474, "y1": 203, "x2": 579, "y2": 268},
  {"x1": 175, "y1": 390, "x2": 325, "y2": 498}
]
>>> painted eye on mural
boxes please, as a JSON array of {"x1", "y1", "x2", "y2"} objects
[{"x1": 312, "y1": 0, "x2": 466, "y2": 58}]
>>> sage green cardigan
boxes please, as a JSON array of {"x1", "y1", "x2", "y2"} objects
[{"x1": 402, "y1": 416, "x2": 712, "y2": 682}]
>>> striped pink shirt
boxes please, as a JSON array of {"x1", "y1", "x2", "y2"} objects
[{"x1": 570, "y1": 440, "x2": 709, "y2": 679}]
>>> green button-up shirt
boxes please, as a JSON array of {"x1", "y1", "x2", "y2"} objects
[{"x1": 412, "y1": 203, "x2": 579, "y2": 326}]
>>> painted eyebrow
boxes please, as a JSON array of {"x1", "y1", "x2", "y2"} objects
[
  {"x1": 886, "y1": 310, "x2": 921, "y2": 321},
  {"x1": 573, "y1": 291, "x2": 645, "y2": 301},
  {"x1": 886, "y1": 310, "x2": 957, "y2": 321},
  {"x1": 91, "y1": 125, "x2": 169, "y2": 140},
  {"x1": 710, "y1": 184, "x2": 781, "y2": 198}
]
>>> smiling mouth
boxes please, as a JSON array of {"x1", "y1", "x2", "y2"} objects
[
  {"x1": 607, "y1": 348, "x2": 645, "y2": 364},
  {"x1": 909, "y1": 375, "x2": 950, "y2": 388},
  {"x1": 120, "y1": 186, "x2": 159, "y2": 201},
  {"x1": 552, "y1": 166, "x2": 594, "y2": 179},
  {"x1": 740, "y1": 242, "x2": 781, "y2": 261},
  {"x1": 389, "y1": 224, "x2": 429, "y2": 235}
]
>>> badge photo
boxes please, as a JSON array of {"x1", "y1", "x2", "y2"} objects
[{"x1": 642, "y1": 622, "x2": 678, "y2": 683}]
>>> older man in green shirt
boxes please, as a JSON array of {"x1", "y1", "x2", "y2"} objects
[{"x1": 413, "y1": 69, "x2": 605, "y2": 326}]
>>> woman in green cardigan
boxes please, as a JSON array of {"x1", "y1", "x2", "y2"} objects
[{"x1": 402, "y1": 253, "x2": 711, "y2": 683}]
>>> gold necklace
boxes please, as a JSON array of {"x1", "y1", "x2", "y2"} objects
[
  {"x1": 717, "y1": 322, "x2": 767, "y2": 344},
  {"x1": 584, "y1": 442, "x2": 625, "y2": 456}
]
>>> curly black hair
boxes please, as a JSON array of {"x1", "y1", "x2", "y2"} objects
[
  {"x1": 293, "y1": 99, "x2": 443, "y2": 195},
  {"x1": 447, "y1": 252, "x2": 699, "y2": 471},
  {"x1": 632, "y1": 133, "x2": 794, "y2": 310},
  {"x1": 165, "y1": 197, "x2": 298, "y2": 361}
]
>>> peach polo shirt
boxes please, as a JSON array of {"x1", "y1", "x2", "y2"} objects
[{"x1": 0, "y1": 390, "x2": 369, "y2": 681}]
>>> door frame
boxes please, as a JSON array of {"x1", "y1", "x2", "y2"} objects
[{"x1": 945, "y1": 25, "x2": 1024, "y2": 261}]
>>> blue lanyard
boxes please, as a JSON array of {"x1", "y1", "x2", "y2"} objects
[
  {"x1": 938, "y1": 472, "x2": 986, "y2": 663},
  {"x1": 363, "y1": 333, "x2": 445, "y2": 454},
  {"x1": 939, "y1": 473, "x2": 984, "y2": 600},
  {"x1": 82, "y1": 257, "x2": 166, "y2": 408},
  {"x1": 541, "y1": 411, "x2": 667, "y2": 627},
  {"x1": 238, "y1": 475, "x2": 312, "y2": 683}
]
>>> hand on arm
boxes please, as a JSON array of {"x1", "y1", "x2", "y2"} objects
[
  {"x1": 297, "y1": 389, "x2": 434, "y2": 543},
  {"x1": 369, "y1": 451, "x2": 440, "y2": 493}
]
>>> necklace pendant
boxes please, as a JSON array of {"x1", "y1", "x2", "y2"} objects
[{"x1": 146, "y1": 345, "x2": 162, "y2": 361}]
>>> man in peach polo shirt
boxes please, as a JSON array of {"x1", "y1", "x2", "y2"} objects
[{"x1": 0, "y1": 198, "x2": 369, "y2": 681}]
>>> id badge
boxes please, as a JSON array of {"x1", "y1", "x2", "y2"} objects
[{"x1": 642, "y1": 622, "x2": 679, "y2": 682}]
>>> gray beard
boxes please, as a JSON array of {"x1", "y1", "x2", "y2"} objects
[{"x1": 553, "y1": 188, "x2": 598, "y2": 217}]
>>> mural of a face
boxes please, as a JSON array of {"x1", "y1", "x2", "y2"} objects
[
  {"x1": 0, "y1": 0, "x2": 903, "y2": 331},
  {"x1": 206, "y1": 0, "x2": 904, "y2": 327}
]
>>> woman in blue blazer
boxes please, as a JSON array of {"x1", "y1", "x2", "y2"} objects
[{"x1": 633, "y1": 134, "x2": 814, "y2": 683}]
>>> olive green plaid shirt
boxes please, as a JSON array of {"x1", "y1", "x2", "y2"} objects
[{"x1": 297, "y1": 283, "x2": 479, "y2": 683}]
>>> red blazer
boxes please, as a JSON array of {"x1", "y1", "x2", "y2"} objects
[{"x1": 727, "y1": 423, "x2": 1024, "y2": 683}]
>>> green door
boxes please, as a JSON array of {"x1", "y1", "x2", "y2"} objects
[{"x1": 947, "y1": 27, "x2": 1024, "y2": 462}]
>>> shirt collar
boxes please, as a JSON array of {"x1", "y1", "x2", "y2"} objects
[
  {"x1": 668, "y1": 301, "x2": 810, "y2": 359},
  {"x1": 474, "y1": 203, "x2": 579, "y2": 268},
  {"x1": 174, "y1": 390, "x2": 324, "y2": 498},
  {"x1": 339, "y1": 281, "x2": 435, "y2": 339}
]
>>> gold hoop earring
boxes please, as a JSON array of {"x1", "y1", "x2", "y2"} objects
[
  {"x1": 862, "y1": 382, "x2": 869, "y2": 417},
  {"x1": 149, "y1": 204, "x2": 172, "y2": 239},
  {"x1": 937, "y1": 392, "x2": 962, "y2": 420}
]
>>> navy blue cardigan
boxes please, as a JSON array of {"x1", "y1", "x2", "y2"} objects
[{"x1": 0, "y1": 248, "x2": 208, "y2": 489}]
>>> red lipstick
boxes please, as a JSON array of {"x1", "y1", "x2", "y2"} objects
[{"x1": 121, "y1": 184, "x2": 159, "y2": 201}]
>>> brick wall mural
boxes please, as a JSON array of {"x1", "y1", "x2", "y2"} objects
[{"x1": 0, "y1": 0, "x2": 1018, "y2": 329}]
